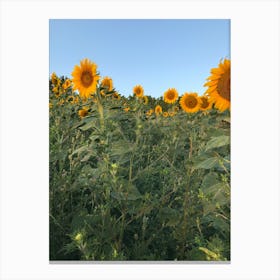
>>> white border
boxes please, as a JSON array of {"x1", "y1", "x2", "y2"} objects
[{"x1": 0, "y1": 0, "x2": 279, "y2": 279}]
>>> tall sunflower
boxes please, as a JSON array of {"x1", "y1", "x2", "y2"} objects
[
  {"x1": 155, "y1": 105, "x2": 162, "y2": 115},
  {"x1": 112, "y1": 92, "x2": 121, "y2": 100},
  {"x1": 199, "y1": 95, "x2": 212, "y2": 111},
  {"x1": 71, "y1": 58, "x2": 100, "y2": 99},
  {"x1": 133, "y1": 85, "x2": 144, "y2": 98},
  {"x1": 78, "y1": 107, "x2": 89, "y2": 118},
  {"x1": 51, "y1": 72, "x2": 60, "y2": 87},
  {"x1": 143, "y1": 96, "x2": 149, "y2": 105},
  {"x1": 146, "y1": 109, "x2": 154, "y2": 116},
  {"x1": 163, "y1": 88, "x2": 178, "y2": 104},
  {"x1": 180, "y1": 92, "x2": 201, "y2": 113},
  {"x1": 63, "y1": 79, "x2": 72, "y2": 90},
  {"x1": 204, "y1": 58, "x2": 230, "y2": 112},
  {"x1": 101, "y1": 77, "x2": 113, "y2": 92}
]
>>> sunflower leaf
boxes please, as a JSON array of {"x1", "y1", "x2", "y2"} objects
[
  {"x1": 205, "y1": 135, "x2": 230, "y2": 151},
  {"x1": 193, "y1": 157, "x2": 219, "y2": 169}
]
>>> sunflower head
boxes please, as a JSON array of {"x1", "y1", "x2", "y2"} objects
[
  {"x1": 180, "y1": 92, "x2": 201, "y2": 113},
  {"x1": 146, "y1": 109, "x2": 154, "y2": 116},
  {"x1": 143, "y1": 95, "x2": 149, "y2": 105},
  {"x1": 51, "y1": 72, "x2": 61, "y2": 86},
  {"x1": 168, "y1": 111, "x2": 175, "y2": 117},
  {"x1": 155, "y1": 105, "x2": 162, "y2": 115},
  {"x1": 52, "y1": 86, "x2": 59, "y2": 94},
  {"x1": 204, "y1": 58, "x2": 230, "y2": 112},
  {"x1": 72, "y1": 58, "x2": 100, "y2": 99},
  {"x1": 78, "y1": 107, "x2": 89, "y2": 118},
  {"x1": 123, "y1": 107, "x2": 130, "y2": 112},
  {"x1": 101, "y1": 76, "x2": 113, "y2": 92},
  {"x1": 51, "y1": 72, "x2": 57, "y2": 82},
  {"x1": 63, "y1": 79, "x2": 72, "y2": 90},
  {"x1": 112, "y1": 92, "x2": 121, "y2": 100},
  {"x1": 66, "y1": 95, "x2": 75, "y2": 104},
  {"x1": 163, "y1": 112, "x2": 169, "y2": 117},
  {"x1": 58, "y1": 99, "x2": 65, "y2": 106},
  {"x1": 133, "y1": 85, "x2": 144, "y2": 98},
  {"x1": 199, "y1": 95, "x2": 212, "y2": 111},
  {"x1": 163, "y1": 88, "x2": 179, "y2": 104}
]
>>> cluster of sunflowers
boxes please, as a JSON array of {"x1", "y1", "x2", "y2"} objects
[{"x1": 49, "y1": 57, "x2": 230, "y2": 118}]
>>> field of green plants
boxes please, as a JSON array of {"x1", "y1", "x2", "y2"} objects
[{"x1": 49, "y1": 58, "x2": 230, "y2": 261}]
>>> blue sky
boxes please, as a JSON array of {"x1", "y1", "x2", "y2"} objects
[{"x1": 49, "y1": 19, "x2": 230, "y2": 98}]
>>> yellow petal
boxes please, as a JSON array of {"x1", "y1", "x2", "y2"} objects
[
  {"x1": 211, "y1": 67, "x2": 224, "y2": 75},
  {"x1": 204, "y1": 80, "x2": 218, "y2": 87}
]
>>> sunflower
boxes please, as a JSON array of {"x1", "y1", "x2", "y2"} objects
[
  {"x1": 146, "y1": 109, "x2": 154, "y2": 116},
  {"x1": 52, "y1": 86, "x2": 59, "y2": 94},
  {"x1": 101, "y1": 77, "x2": 113, "y2": 92},
  {"x1": 180, "y1": 92, "x2": 201, "y2": 113},
  {"x1": 123, "y1": 107, "x2": 130, "y2": 112},
  {"x1": 58, "y1": 99, "x2": 65, "y2": 106},
  {"x1": 204, "y1": 58, "x2": 230, "y2": 112},
  {"x1": 52, "y1": 86, "x2": 62, "y2": 98},
  {"x1": 112, "y1": 92, "x2": 121, "y2": 100},
  {"x1": 66, "y1": 95, "x2": 74, "y2": 103},
  {"x1": 163, "y1": 112, "x2": 169, "y2": 117},
  {"x1": 72, "y1": 58, "x2": 100, "y2": 99},
  {"x1": 133, "y1": 85, "x2": 144, "y2": 98},
  {"x1": 199, "y1": 95, "x2": 212, "y2": 111},
  {"x1": 143, "y1": 96, "x2": 149, "y2": 105},
  {"x1": 163, "y1": 88, "x2": 178, "y2": 104},
  {"x1": 51, "y1": 72, "x2": 61, "y2": 86},
  {"x1": 63, "y1": 79, "x2": 72, "y2": 90},
  {"x1": 168, "y1": 111, "x2": 175, "y2": 117},
  {"x1": 155, "y1": 105, "x2": 162, "y2": 115},
  {"x1": 51, "y1": 72, "x2": 57, "y2": 83},
  {"x1": 78, "y1": 107, "x2": 89, "y2": 118}
]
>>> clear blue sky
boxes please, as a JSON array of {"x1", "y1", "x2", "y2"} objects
[{"x1": 49, "y1": 19, "x2": 230, "y2": 98}]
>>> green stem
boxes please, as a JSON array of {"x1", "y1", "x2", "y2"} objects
[
  {"x1": 180, "y1": 136, "x2": 193, "y2": 258},
  {"x1": 118, "y1": 210, "x2": 126, "y2": 251},
  {"x1": 96, "y1": 89, "x2": 104, "y2": 130}
]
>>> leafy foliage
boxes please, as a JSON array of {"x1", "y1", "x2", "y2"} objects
[{"x1": 49, "y1": 76, "x2": 230, "y2": 261}]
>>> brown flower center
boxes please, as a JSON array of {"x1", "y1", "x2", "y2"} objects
[
  {"x1": 167, "y1": 91, "x2": 175, "y2": 100},
  {"x1": 81, "y1": 71, "x2": 93, "y2": 88},
  {"x1": 185, "y1": 96, "x2": 198, "y2": 108},
  {"x1": 217, "y1": 69, "x2": 230, "y2": 101}
]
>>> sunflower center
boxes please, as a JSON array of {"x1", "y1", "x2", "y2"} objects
[
  {"x1": 217, "y1": 69, "x2": 230, "y2": 101},
  {"x1": 185, "y1": 96, "x2": 198, "y2": 108},
  {"x1": 81, "y1": 71, "x2": 93, "y2": 88},
  {"x1": 167, "y1": 92, "x2": 175, "y2": 100}
]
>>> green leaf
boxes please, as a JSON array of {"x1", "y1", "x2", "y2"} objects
[
  {"x1": 111, "y1": 182, "x2": 142, "y2": 201},
  {"x1": 201, "y1": 172, "x2": 219, "y2": 190},
  {"x1": 194, "y1": 157, "x2": 219, "y2": 169},
  {"x1": 71, "y1": 145, "x2": 89, "y2": 156},
  {"x1": 158, "y1": 207, "x2": 180, "y2": 227},
  {"x1": 205, "y1": 136, "x2": 230, "y2": 151},
  {"x1": 79, "y1": 120, "x2": 98, "y2": 131}
]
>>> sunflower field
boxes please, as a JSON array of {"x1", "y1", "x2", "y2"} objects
[{"x1": 49, "y1": 58, "x2": 230, "y2": 261}]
